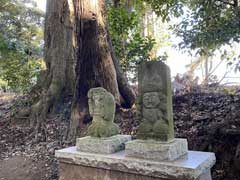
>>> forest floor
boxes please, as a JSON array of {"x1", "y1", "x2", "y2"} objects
[
  {"x1": 0, "y1": 88, "x2": 240, "y2": 180},
  {"x1": 0, "y1": 93, "x2": 67, "y2": 180}
]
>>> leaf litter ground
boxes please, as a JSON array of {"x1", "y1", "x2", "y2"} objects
[{"x1": 0, "y1": 91, "x2": 240, "y2": 180}]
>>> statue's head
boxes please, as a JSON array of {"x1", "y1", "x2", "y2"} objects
[
  {"x1": 88, "y1": 87, "x2": 115, "y2": 122},
  {"x1": 142, "y1": 92, "x2": 160, "y2": 108}
]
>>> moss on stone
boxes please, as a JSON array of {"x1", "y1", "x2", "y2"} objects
[{"x1": 87, "y1": 87, "x2": 120, "y2": 138}]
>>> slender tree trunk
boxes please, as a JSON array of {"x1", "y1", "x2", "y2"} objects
[
  {"x1": 233, "y1": 0, "x2": 238, "y2": 8},
  {"x1": 31, "y1": 0, "x2": 136, "y2": 141},
  {"x1": 113, "y1": 0, "x2": 120, "y2": 8}
]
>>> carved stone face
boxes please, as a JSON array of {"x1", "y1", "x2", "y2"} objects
[
  {"x1": 91, "y1": 92, "x2": 105, "y2": 116},
  {"x1": 137, "y1": 61, "x2": 174, "y2": 141},
  {"x1": 143, "y1": 92, "x2": 160, "y2": 108},
  {"x1": 87, "y1": 87, "x2": 119, "y2": 137}
]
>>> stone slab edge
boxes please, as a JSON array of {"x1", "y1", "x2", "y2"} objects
[
  {"x1": 76, "y1": 135, "x2": 131, "y2": 154},
  {"x1": 55, "y1": 147, "x2": 216, "y2": 180},
  {"x1": 125, "y1": 138, "x2": 188, "y2": 161}
]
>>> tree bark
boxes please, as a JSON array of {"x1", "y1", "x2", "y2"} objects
[
  {"x1": 30, "y1": 0, "x2": 76, "y2": 130},
  {"x1": 113, "y1": 0, "x2": 120, "y2": 8},
  {"x1": 68, "y1": 0, "x2": 121, "y2": 140},
  {"x1": 31, "y1": 0, "x2": 136, "y2": 141}
]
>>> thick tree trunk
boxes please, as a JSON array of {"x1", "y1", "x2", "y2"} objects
[
  {"x1": 30, "y1": 0, "x2": 76, "y2": 130},
  {"x1": 68, "y1": 0, "x2": 123, "y2": 140},
  {"x1": 31, "y1": 0, "x2": 136, "y2": 141}
]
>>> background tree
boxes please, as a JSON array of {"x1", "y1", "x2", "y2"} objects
[
  {"x1": 175, "y1": 0, "x2": 240, "y2": 51},
  {"x1": 0, "y1": 0, "x2": 44, "y2": 92},
  {"x1": 174, "y1": 0, "x2": 240, "y2": 83},
  {"x1": 144, "y1": 0, "x2": 240, "y2": 83},
  {"x1": 108, "y1": 1, "x2": 171, "y2": 83},
  {"x1": 3, "y1": 0, "x2": 239, "y2": 140},
  {"x1": 107, "y1": 3, "x2": 156, "y2": 83},
  {"x1": 30, "y1": 0, "x2": 136, "y2": 140}
]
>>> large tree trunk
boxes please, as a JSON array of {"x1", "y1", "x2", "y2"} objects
[
  {"x1": 30, "y1": 0, "x2": 76, "y2": 131},
  {"x1": 31, "y1": 0, "x2": 136, "y2": 141},
  {"x1": 68, "y1": 0, "x2": 121, "y2": 140}
]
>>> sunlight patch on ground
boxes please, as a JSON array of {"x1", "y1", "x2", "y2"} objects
[{"x1": 0, "y1": 93, "x2": 16, "y2": 101}]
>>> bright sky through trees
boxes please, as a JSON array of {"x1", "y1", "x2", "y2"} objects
[{"x1": 35, "y1": 0, "x2": 46, "y2": 11}]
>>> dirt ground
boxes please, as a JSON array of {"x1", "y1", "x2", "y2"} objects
[
  {"x1": 0, "y1": 156, "x2": 46, "y2": 180},
  {"x1": 0, "y1": 91, "x2": 240, "y2": 180},
  {"x1": 0, "y1": 94, "x2": 61, "y2": 180}
]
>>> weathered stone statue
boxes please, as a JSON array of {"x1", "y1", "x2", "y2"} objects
[
  {"x1": 87, "y1": 87, "x2": 120, "y2": 137},
  {"x1": 76, "y1": 87, "x2": 131, "y2": 154},
  {"x1": 126, "y1": 61, "x2": 187, "y2": 161},
  {"x1": 137, "y1": 61, "x2": 174, "y2": 141},
  {"x1": 57, "y1": 62, "x2": 215, "y2": 180}
]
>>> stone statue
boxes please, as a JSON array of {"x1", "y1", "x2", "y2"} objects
[
  {"x1": 137, "y1": 61, "x2": 174, "y2": 141},
  {"x1": 87, "y1": 87, "x2": 120, "y2": 137}
]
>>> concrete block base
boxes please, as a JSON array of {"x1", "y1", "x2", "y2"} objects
[
  {"x1": 55, "y1": 147, "x2": 216, "y2": 180},
  {"x1": 76, "y1": 135, "x2": 131, "y2": 154},
  {"x1": 125, "y1": 138, "x2": 188, "y2": 161}
]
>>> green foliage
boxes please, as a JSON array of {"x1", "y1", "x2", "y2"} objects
[
  {"x1": 141, "y1": 0, "x2": 240, "y2": 73},
  {"x1": 0, "y1": 0, "x2": 44, "y2": 93},
  {"x1": 143, "y1": 0, "x2": 185, "y2": 21},
  {"x1": 0, "y1": 55, "x2": 42, "y2": 92},
  {"x1": 107, "y1": 6, "x2": 158, "y2": 82},
  {"x1": 142, "y1": 0, "x2": 240, "y2": 59},
  {"x1": 174, "y1": 0, "x2": 240, "y2": 52}
]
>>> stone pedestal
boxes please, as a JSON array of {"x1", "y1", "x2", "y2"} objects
[
  {"x1": 125, "y1": 138, "x2": 188, "y2": 161},
  {"x1": 55, "y1": 147, "x2": 216, "y2": 180},
  {"x1": 76, "y1": 135, "x2": 131, "y2": 154}
]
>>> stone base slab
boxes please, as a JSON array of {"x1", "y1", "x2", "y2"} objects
[
  {"x1": 125, "y1": 138, "x2": 188, "y2": 161},
  {"x1": 55, "y1": 147, "x2": 216, "y2": 180},
  {"x1": 76, "y1": 135, "x2": 131, "y2": 154}
]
